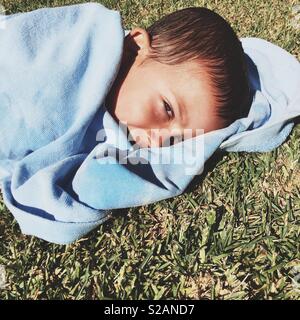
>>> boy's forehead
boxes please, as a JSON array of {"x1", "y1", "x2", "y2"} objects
[{"x1": 180, "y1": 69, "x2": 217, "y2": 117}]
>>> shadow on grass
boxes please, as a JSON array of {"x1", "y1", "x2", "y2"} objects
[
  {"x1": 294, "y1": 115, "x2": 300, "y2": 125},
  {"x1": 183, "y1": 149, "x2": 226, "y2": 194}
]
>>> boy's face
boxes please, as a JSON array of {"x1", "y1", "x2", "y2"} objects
[{"x1": 106, "y1": 28, "x2": 225, "y2": 148}]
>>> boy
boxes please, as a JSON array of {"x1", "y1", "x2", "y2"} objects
[
  {"x1": 105, "y1": 7, "x2": 251, "y2": 148},
  {"x1": 5, "y1": 2, "x2": 294, "y2": 244}
]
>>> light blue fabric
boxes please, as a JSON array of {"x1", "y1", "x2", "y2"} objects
[{"x1": 0, "y1": 3, "x2": 299, "y2": 244}]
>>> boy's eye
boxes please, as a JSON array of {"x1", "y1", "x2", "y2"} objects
[{"x1": 163, "y1": 100, "x2": 174, "y2": 120}]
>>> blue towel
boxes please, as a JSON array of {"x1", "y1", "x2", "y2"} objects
[{"x1": 0, "y1": 3, "x2": 299, "y2": 244}]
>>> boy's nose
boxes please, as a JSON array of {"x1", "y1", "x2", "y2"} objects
[
  {"x1": 127, "y1": 127, "x2": 151, "y2": 148},
  {"x1": 147, "y1": 129, "x2": 161, "y2": 147},
  {"x1": 129, "y1": 129, "x2": 163, "y2": 148},
  {"x1": 147, "y1": 128, "x2": 182, "y2": 147},
  {"x1": 128, "y1": 127, "x2": 183, "y2": 148}
]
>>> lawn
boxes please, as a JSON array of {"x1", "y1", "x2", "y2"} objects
[{"x1": 0, "y1": 0, "x2": 299, "y2": 300}]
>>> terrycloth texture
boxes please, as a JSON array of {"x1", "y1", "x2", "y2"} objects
[{"x1": 0, "y1": 3, "x2": 299, "y2": 244}]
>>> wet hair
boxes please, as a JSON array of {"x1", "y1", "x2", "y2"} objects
[{"x1": 145, "y1": 7, "x2": 252, "y2": 127}]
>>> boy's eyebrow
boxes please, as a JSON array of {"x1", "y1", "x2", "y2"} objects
[{"x1": 172, "y1": 90, "x2": 187, "y2": 126}]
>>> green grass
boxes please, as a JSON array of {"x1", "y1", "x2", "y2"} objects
[{"x1": 0, "y1": 0, "x2": 300, "y2": 300}]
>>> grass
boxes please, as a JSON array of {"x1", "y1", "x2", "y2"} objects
[{"x1": 0, "y1": 0, "x2": 300, "y2": 300}]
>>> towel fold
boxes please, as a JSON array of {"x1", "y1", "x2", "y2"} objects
[{"x1": 0, "y1": 3, "x2": 299, "y2": 244}]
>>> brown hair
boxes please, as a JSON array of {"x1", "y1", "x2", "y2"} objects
[{"x1": 145, "y1": 7, "x2": 252, "y2": 127}]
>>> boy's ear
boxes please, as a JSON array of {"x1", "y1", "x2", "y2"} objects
[{"x1": 126, "y1": 27, "x2": 151, "y2": 57}]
